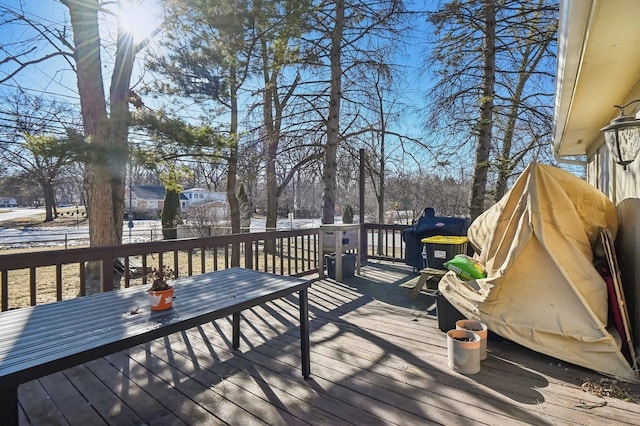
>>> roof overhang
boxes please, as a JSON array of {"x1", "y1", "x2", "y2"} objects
[{"x1": 553, "y1": 0, "x2": 640, "y2": 159}]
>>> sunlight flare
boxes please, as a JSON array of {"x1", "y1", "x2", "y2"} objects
[{"x1": 116, "y1": 0, "x2": 161, "y2": 44}]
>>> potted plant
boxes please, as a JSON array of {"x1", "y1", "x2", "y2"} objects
[{"x1": 147, "y1": 266, "x2": 176, "y2": 311}]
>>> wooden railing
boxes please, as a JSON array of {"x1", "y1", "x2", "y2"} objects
[
  {"x1": 0, "y1": 223, "x2": 410, "y2": 311},
  {"x1": 363, "y1": 223, "x2": 407, "y2": 261}
]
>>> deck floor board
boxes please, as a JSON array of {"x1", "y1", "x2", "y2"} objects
[{"x1": 16, "y1": 262, "x2": 640, "y2": 425}]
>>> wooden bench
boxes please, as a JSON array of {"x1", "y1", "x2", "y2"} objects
[
  {"x1": 0, "y1": 267, "x2": 312, "y2": 425},
  {"x1": 409, "y1": 267, "x2": 448, "y2": 299}
]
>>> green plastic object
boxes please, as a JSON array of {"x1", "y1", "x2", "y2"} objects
[{"x1": 444, "y1": 254, "x2": 487, "y2": 281}]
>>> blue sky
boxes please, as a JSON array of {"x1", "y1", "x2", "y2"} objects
[{"x1": 0, "y1": 1, "x2": 459, "y2": 175}]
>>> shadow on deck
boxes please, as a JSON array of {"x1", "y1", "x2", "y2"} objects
[{"x1": 18, "y1": 261, "x2": 640, "y2": 425}]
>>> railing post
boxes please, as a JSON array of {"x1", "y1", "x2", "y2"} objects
[
  {"x1": 359, "y1": 149, "x2": 367, "y2": 265},
  {"x1": 101, "y1": 252, "x2": 114, "y2": 292},
  {"x1": 360, "y1": 224, "x2": 368, "y2": 264},
  {"x1": 244, "y1": 234, "x2": 253, "y2": 270}
]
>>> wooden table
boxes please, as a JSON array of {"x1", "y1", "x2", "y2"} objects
[
  {"x1": 409, "y1": 267, "x2": 448, "y2": 299},
  {"x1": 0, "y1": 267, "x2": 312, "y2": 425}
]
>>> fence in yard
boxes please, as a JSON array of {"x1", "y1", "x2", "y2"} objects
[
  {"x1": 0, "y1": 225, "x2": 166, "y2": 250},
  {"x1": 0, "y1": 223, "x2": 409, "y2": 311}
]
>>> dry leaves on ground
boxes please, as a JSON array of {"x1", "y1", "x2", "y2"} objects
[{"x1": 581, "y1": 378, "x2": 640, "y2": 404}]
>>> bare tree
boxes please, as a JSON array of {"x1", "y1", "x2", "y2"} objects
[
  {"x1": 0, "y1": 1, "x2": 161, "y2": 248},
  {"x1": 298, "y1": 0, "x2": 407, "y2": 224},
  {"x1": 425, "y1": 0, "x2": 557, "y2": 219},
  {"x1": 253, "y1": 0, "x2": 320, "y2": 236},
  {"x1": 322, "y1": 0, "x2": 346, "y2": 225},
  {"x1": 147, "y1": 0, "x2": 255, "y2": 265},
  {"x1": 0, "y1": 91, "x2": 83, "y2": 221}
]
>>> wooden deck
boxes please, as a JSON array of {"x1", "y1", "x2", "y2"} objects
[{"x1": 18, "y1": 261, "x2": 640, "y2": 425}]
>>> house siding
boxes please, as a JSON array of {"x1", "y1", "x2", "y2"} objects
[
  {"x1": 587, "y1": 148, "x2": 640, "y2": 354},
  {"x1": 614, "y1": 159, "x2": 640, "y2": 354}
]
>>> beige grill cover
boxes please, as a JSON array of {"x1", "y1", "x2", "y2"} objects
[{"x1": 439, "y1": 162, "x2": 638, "y2": 381}]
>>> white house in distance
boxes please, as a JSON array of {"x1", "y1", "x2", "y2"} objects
[
  {"x1": 0, "y1": 197, "x2": 17, "y2": 208},
  {"x1": 125, "y1": 186, "x2": 228, "y2": 219},
  {"x1": 182, "y1": 188, "x2": 227, "y2": 207},
  {"x1": 125, "y1": 185, "x2": 189, "y2": 217},
  {"x1": 553, "y1": 0, "x2": 640, "y2": 353},
  {"x1": 181, "y1": 188, "x2": 229, "y2": 223}
]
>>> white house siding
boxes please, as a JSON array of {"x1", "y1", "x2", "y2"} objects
[
  {"x1": 586, "y1": 143, "x2": 613, "y2": 200},
  {"x1": 588, "y1": 147, "x2": 640, "y2": 353},
  {"x1": 617, "y1": 198, "x2": 640, "y2": 350},
  {"x1": 182, "y1": 188, "x2": 226, "y2": 207},
  {"x1": 554, "y1": 0, "x2": 640, "y2": 360},
  {"x1": 614, "y1": 160, "x2": 640, "y2": 352}
]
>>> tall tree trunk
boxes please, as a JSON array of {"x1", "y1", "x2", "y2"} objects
[
  {"x1": 322, "y1": 0, "x2": 345, "y2": 225},
  {"x1": 227, "y1": 65, "x2": 241, "y2": 266},
  {"x1": 41, "y1": 178, "x2": 56, "y2": 222},
  {"x1": 495, "y1": 2, "x2": 551, "y2": 200},
  {"x1": 495, "y1": 59, "x2": 527, "y2": 201},
  {"x1": 108, "y1": 24, "x2": 136, "y2": 245},
  {"x1": 377, "y1": 82, "x2": 386, "y2": 225},
  {"x1": 264, "y1": 104, "x2": 278, "y2": 255},
  {"x1": 469, "y1": 0, "x2": 496, "y2": 221},
  {"x1": 68, "y1": 1, "x2": 115, "y2": 247},
  {"x1": 377, "y1": 133, "x2": 385, "y2": 255},
  {"x1": 262, "y1": 37, "x2": 279, "y2": 242},
  {"x1": 238, "y1": 184, "x2": 251, "y2": 233},
  {"x1": 68, "y1": 0, "x2": 134, "y2": 247}
]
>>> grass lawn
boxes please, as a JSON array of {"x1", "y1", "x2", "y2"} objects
[
  {"x1": 0, "y1": 207, "x2": 88, "y2": 229},
  {"x1": 3, "y1": 249, "x2": 241, "y2": 309}
]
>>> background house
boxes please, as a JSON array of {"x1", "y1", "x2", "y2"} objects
[
  {"x1": 125, "y1": 186, "x2": 229, "y2": 221},
  {"x1": 182, "y1": 188, "x2": 227, "y2": 207},
  {"x1": 0, "y1": 197, "x2": 17, "y2": 208},
  {"x1": 181, "y1": 188, "x2": 229, "y2": 225},
  {"x1": 125, "y1": 185, "x2": 189, "y2": 219},
  {"x1": 553, "y1": 0, "x2": 640, "y2": 352}
]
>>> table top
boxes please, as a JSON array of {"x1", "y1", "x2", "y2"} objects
[{"x1": 0, "y1": 268, "x2": 311, "y2": 387}]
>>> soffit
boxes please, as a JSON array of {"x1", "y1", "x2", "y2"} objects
[{"x1": 555, "y1": 0, "x2": 640, "y2": 156}]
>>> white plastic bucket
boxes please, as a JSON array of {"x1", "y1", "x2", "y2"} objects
[{"x1": 446, "y1": 329, "x2": 481, "y2": 374}]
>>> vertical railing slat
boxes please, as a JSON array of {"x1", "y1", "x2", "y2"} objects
[
  {"x1": 29, "y1": 268, "x2": 36, "y2": 306},
  {"x1": 2, "y1": 270, "x2": 8, "y2": 311},
  {"x1": 254, "y1": 240, "x2": 259, "y2": 272},
  {"x1": 142, "y1": 255, "x2": 148, "y2": 285},
  {"x1": 123, "y1": 257, "x2": 130, "y2": 288},
  {"x1": 173, "y1": 250, "x2": 179, "y2": 278},
  {"x1": 281, "y1": 238, "x2": 286, "y2": 275},
  {"x1": 56, "y1": 264, "x2": 62, "y2": 301},
  {"x1": 79, "y1": 262, "x2": 86, "y2": 297}
]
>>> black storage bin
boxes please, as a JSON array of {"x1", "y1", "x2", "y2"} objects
[
  {"x1": 402, "y1": 208, "x2": 470, "y2": 271},
  {"x1": 436, "y1": 291, "x2": 465, "y2": 332},
  {"x1": 422, "y1": 236, "x2": 468, "y2": 270},
  {"x1": 326, "y1": 253, "x2": 356, "y2": 279}
]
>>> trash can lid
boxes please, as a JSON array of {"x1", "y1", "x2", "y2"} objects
[{"x1": 421, "y1": 235, "x2": 468, "y2": 244}]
